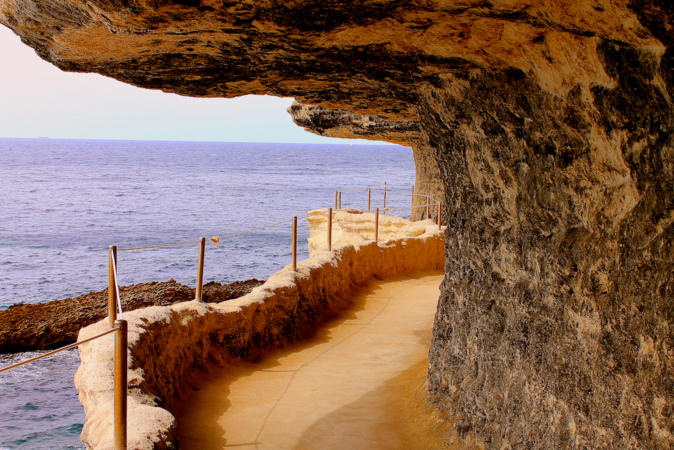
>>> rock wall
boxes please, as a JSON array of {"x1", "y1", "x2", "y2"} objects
[
  {"x1": 74, "y1": 214, "x2": 443, "y2": 449},
  {"x1": 2, "y1": 0, "x2": 673, "y2": 447},
  {"x1": 423, "y1": 49, "x2": 674, "y2": 448},
  {"x1": 289, "y1": 104, "x2": 445, "y2": 221}
]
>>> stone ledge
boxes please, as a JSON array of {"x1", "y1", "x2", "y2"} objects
[{"x1": 75, "y1": 216, "x2": 444, "y2": 449}]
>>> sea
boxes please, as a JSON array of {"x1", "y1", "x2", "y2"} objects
[{"x1": 0, "y1": 138, "x2": 415, "y2": 449}]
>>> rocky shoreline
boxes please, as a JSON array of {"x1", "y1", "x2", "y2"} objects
[{"x1": 0, "y1": 279, "x2": 263, "y2": 354}]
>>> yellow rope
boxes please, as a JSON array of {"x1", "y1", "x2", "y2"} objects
[
  {"x1": 114, "y1": 186, "x2": 438, "y2": 253},
  {"x1": 337, "y1": 188, "x2": 370, "y2": 193},
  {"x1": 210, "y1": 217, "x2": 297, "y2": 247},
  {"x1": 381, "y1": 183, "x2": 414, "y2": 189},
  {"x1": 0, "y1": 327, "x2": 119, "y2": 374},
  {"x1": 118, "y1": 240, "x2": 202, "y2": 252},
  {"x1": 116, "y1": 210, "x2": 332, "y2": 252}
]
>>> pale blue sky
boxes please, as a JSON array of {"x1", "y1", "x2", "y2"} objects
[{"x1": 0, "y1": 25, "x2": 380, "y2": 144}]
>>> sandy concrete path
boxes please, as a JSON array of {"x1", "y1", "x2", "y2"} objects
[{"x1": 175, "y1": 272, "x2": 447, "y2": 449}]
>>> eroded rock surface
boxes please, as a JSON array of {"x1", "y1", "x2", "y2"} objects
[
  {"x1": 1, "y1": 0, "x2": 673, "y2": 447},
  {"x1": 0, "y1": 279, "x2": 263, "y2": 353},
  {"x1": 289, "y1": 103, "x2": 444, "y2": 221}
]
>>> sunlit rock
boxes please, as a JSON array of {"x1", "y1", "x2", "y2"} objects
[{"x1": 3, "y1": 0, "x2": 673, "y2": 447}]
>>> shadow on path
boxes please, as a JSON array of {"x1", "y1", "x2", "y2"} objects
[{"x1": 174, "y1": 271, "x2": 466, "y2": 449}]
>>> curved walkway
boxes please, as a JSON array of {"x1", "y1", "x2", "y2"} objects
[{"x1": 175, "y1": 272, "x2": 446, "y2": 449}]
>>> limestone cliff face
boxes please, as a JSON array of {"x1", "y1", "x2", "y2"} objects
[
  {"x1": 2, "y1": 1, "x2": 673, "y2": 447},
  {"x1": 423, "y1": 44, "x2": 674, "y2": 447},
  {"x1": 288, "y1": 103, "x2": 443, "y2": 220}
]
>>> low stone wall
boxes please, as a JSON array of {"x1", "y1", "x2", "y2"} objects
[
  {"x1": 307, "y1": 208, "x2": 435, "y2": 252},
  {"x1": 74, "y1": 214, "x2": 444, "y2": 449}
]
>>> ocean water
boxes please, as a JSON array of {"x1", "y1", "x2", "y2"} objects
[{"x1": 0, "y1": 138, "x2": 415, "y2": 449}]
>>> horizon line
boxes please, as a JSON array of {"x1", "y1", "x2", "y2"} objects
[{"x1": 0, "y1": 136, "x2": 403, "y2": 146}]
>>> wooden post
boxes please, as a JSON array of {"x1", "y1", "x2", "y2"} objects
[
  {"x1": 195, "y1": 237, "x2": 205, "y2": 302},
  {"x1": 411, "y1": 185, "x2": 415, "y2": 218},
  {"x1": 338, "y1": 191, "x2": 342, "y2": 210},
  {"x1": 383, "y1": 182, "x2": 387, "y2": 210},
  {"x1": 438, "y1": 202, "x2": 442, "y2": 230},
  {"x1": 368, "y1": 187, "x2": 371, "y2": 211},
  {"x1": 335, "y1": 191, "x2": 338, "y2": 209},
  {"x1": 426, "y1": 195, "x2": 430, "y2": 219},
  {"x1": 375, "y1": 208, "x2": 379, "y2": 243},
  {"x1": 328, "y1": 208, "x2": 333, "y2": 251},
  {"x1": 292, "y1": 216, "x2": 297, "y2": 271},
  {"x1": 108, "y1": 246, "x2": 117, "y2": 328},
  {"x1": 114, "y1": 319, "x2": 128, "y2": 450}
]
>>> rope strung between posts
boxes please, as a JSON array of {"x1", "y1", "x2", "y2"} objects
[
  {"x1": 332, "y1": 205, "x2": 436, "y2": 214},
  {"x1": 113, "y1": 188, "x2": 435, "y2": 254},
  {"x1": 338, "y1": 184, "x2": 410, "y2": 194},
  {"x1": 386, "y1": 204, "x2": 433, "y2": 212},
  {"x1": 378, "y1": 183, "x2": 414, "y2": 189},
  {"x1": 368, "y1": 189, "x2": 423, "y2": 200},
  {"x1": 341, "y1": 188, "x2": 441, "y2": 203},
  {"x1": 368, "y1": 188, "x2": 413, "y2": 193},
  {"x1": 369, "y1": 190, "x2": 439, "y2": 200},
  {"x1": 209, "y1": 217, "x2": 296, "y2": 248},
  {"x1": 117, "y1": 240, "x2": 202, "y2": 252},
  {"x1": 0, "y1": 327, "x2": 120, "y2": 374},
  {"x1": 0, "y1": 189, "x2": 431, "y2": 375},
  {"x1": 337, "y1": 188, "x2": 370, "y2": 193},
  {"x1": 115, "y1": 211, "x2": 328, "y2": 252}
]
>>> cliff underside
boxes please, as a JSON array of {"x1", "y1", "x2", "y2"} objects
[{"x1": 1, "y1": 0, "x2": 672, "y2": 447}]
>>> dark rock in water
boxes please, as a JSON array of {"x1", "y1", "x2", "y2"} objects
[
  {"x1": 1, "y1": 0, "x2": 673, "y2": 447},
  {"x1": 0, "y1": 279, "x2": 263, "y2": 354},
  {"x1": 201, "y1": 279, "x2": 265, "y2": 303}
]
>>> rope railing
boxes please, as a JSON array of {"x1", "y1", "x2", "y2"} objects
[
  {"x1": 0, "y1": 182, "x2": 442, "y2": 450},
  {"x1": 116, "y1": 211, "x2": 327, "y2": 253},
  {"x1": 336, "y1": 188, "x2": 370, "y2": 193},
  {"x1": 117, "y1": 240, "x2": 202, "y2": 252},
  {"x1": 0, "y1": 320, "x2": 128, "y2": 448},
  {"x1": 4, "y1": 242, "x2": 133, "y2": 447},
  {"x1": 0, "y1": 327, "x2": 120, "y2": 374},
  {"x1": 385, "y1": 204, "x2": 431, "y2": 212},
  {"x1": 368, "y1": 188, "x2": 412, "y2": 193},
  {"x1": 378, "y1": 183, "x2": 414, "y2": 189},
  {"x1": 208, "y1": 217, "x2": 297, "y2": 248},
  {"x1": 335, "y1": 183, "x2": 443, "y2": 224},
  {"x1": 365, "y1": 190, "x2": 440, "y2": 202}
]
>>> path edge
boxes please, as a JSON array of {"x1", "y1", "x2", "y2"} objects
[{"x1": 74, "y1": 222, "x2": 445, "y2": 449}]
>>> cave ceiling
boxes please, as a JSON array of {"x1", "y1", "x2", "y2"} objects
[{"x1": 1, "y1": 0, "x2": 668, "y2": 127}]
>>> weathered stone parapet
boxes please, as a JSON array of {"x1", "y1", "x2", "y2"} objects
[
  {"x1": 75, "y1": 214, "x2": 444, "y2": 449},
  {"x1": 306, "y1": 208, "x2": 438, "y2": 252}
]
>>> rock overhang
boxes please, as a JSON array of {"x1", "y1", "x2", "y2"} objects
[
  {"x1": 0, "y1": 0, "x2": 665, "y2": 123},
  {"x1": 2, "y1": 1, "x2": 674, "y2": 448}
]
